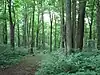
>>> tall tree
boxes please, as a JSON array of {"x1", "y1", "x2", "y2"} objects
[
  {"x1": 36, "y1": 4, "x2": 40, "y2": 49},
  {"x1": 41, "y1": 1, "x2": 45, "y2": 49},
  {"x1": 49, "y1": 11, "x2": 53, "y2": 52},
  {"x1": 66, "y1": 0, "x2": 72, "y2": 54},
  {"x1": 72, "y1": 0, "x2": 76, "y2": 48},
  {"x1": 54, "y1": 15, "x2": 57, "y2": 50},
  {"x1": 3, "y1": 0, "x2": 7, "y2": 44},
  {"x1": 27, "y1": 17, "x2": 32, "y2": 47},
  {"x1": 61, "y1": 0, "x2": 65, "y2": 48},
  {"x1": 8, "y1": 0, "x2": 15, "y2": 49},
  {"x1": 31, "y1": 0, "x2": 35, "y2": 53},
  {"x1": 96, "y1": 0, "x2": 100, "y2": 50},
  {"x1": 89, "y1": 0, "x2": 95, "y2": 39},
  {"x1": 77, "y1": 0, "x2": 87, "y2": 50},
  {"x1": 17, "y1": 19, "x2": 20, "y2": 47},
  {"x1": 23, "y1": 4, "x2": 28, "y2": 47}
]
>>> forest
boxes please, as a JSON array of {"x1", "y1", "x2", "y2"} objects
[{"x1": 0, "y1": 0, "x2": 100, "y2": 75}]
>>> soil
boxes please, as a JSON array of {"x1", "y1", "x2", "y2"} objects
[{"x1": 0, "y1": 55, "x2": 41, "y2": 75}]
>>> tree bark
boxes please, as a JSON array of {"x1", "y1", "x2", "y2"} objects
[
  {"x1": 77, "y1": 0, "x2": 86, "y2": 50},
  {"x1": 41, "y1": 2, "x2": 45, "y2": 49},
  {"x1": 61, "y1": 0, "x2": 65, "y2": 48},
  {"x1": 23, "y1": 4, "x2": 27, "y2": 47},
  {"x1": 49, "y1": 11, "x2": 53, "y2": 52},
  {"x1": 36, "y1": 6, "x2": 40, "y2": 49},
  {"x1": 72, "y1": 0, "x2": 76, "y2": 48},
  {"x1": 31, "y1": 0, "x2": 35, "y2": 53},
  {"x1": 54, "y1": 15, "x2": 57, "y2": 50},
  {"x1": 66, "y1": 0, "x2": 72, "y2": 54},
  {"x1": 3, "y1": 0, "x2": 7, "y2": 44},
  {"x1": 8, "y1": 0, "x2": 15, "y2": 49},
  {"x1": 89, "y1": 0, "x2": 95, "y2": 39},
  {"x1": 96, "y1": 0, "x2": 100, "y2": 50},
  {"x1": 17, "y1": 20, "x2": 20, "y2": 47}
]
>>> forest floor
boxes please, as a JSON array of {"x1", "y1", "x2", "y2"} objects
[{"x1": 0, "y1": 54, "x2": 42, "y2": 75}]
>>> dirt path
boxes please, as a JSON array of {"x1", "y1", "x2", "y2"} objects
[{"x1": 0, "y1": 55, "x2": 42, "y2": 75}]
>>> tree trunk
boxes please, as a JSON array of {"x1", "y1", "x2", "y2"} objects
[
  {"x1": 23, "y1": 4, "x2": 27, "y2": 47},
  {"x1": 27, "y1": 17, "x2": 31, "y2": 47},
  {"x1": 31, "y1": 0, "x2": 35, "y2": 54},
  {"x1": 41, "y1": 2, "x2": 45, "y2": 49},
  {"x1": 27, "y1": 17, "x2": 29, "y2": 46},
  {"x1": 77, "y1": 0, "x2": 86, "y2": 50},
  {"x1": 8, "y1": 0, "x2": 15, "y2": 49},
  {"x1": 36, "y1": 7, "x2": 40, "y2": 49},
  {"x1": 61, "y1": 0, "x2": 65, "y2": 48},
  {"x1": 96, "y1": 0, "x2": 100, "y2": 50},
  {"x1": 54, "y1": 15, "x2": 57, "y2": 50},
  {"x1": 49, "y1": 11, "x2": 53, "y2": 52},
  {"x1": 17, "y1": 20, "x2": 20, "y2": 47},
  {"x1": 3, "y1": 0, "x2": 7, "y2": 44},
  {"x1": 89, "y1": 0, "x2": 95, "y2": 39},
  {"x1": 66, "y1": 0, "x2": 72, "y2": 54},
  {"x1": 72, "y1": 0, "x2": 76, "y2": 48}
]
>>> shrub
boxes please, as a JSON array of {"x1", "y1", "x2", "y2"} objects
[{"x1": 35, "y1": 50, "x2": 100, "y2": 75}]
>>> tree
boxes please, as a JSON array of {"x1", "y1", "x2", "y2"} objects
[
  {"x1": 65, "y1": 0, "x2": 72, "y2": 54},
  {"x1": 31, "y1": 0, "x2": 35, "y2": 53},
  {"x1": 61, "y1": 0, "x2": 65, "y2": 48},
  {"x1": 89, "y1": 0, "x2": 95, "y2": 39},
  {"x1": 41, "y1": 1, "x2": 45, "y2": 49},
  {"x1": 54, "y1": 15, "x2": 57, "y2": 50},
  {"x1": 23, "y1": 4, "x2": 28, "y2": 47},
  {"x1": 86, "y1": 0, "x2": 95, "y2": 40},
  {"x1": 72, "y1": 0, "x2": 76, "y2": 48},
  {"x1": 49, "y1": 11, "x2": 53, "y2": 52},
  {"x1": 17, "y1": 19, "x2": 20, "y2": 47},
  {"x1": 36, "y1": 3, "x2": 40, "y2": 49},
  {"x1": 8, "y1": 0, "x2": 15, "y2": 49},
  {"x1": 3, "y1": 0, "x2": 7, "y2": 44},
  {"x1": 0, "y1": 0, "x2": 98, "y2": 53},
  {"x1": 76, "y1": 0, "x2": 87, "y2": 50},
  {"x1": 96, "y1": 0, "x2": 100, "y2": 50}
]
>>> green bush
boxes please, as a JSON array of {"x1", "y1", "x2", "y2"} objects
[
  {"x1": 35, "y1": 50, "x2": 100, "y2": 75},
  {"x1": 0, "y1": 44, "x2": 28, "y2": 69}
]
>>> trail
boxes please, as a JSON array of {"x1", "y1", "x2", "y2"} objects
[{"x1": 0, "y1": 55, "x2": 42, "y2": 75}]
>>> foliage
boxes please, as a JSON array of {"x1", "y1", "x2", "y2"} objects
[
  {"x1": 35, "y1": 50, "x2": 100, "y2": 75},
  {"x1": 0, "y1": 44, "x2": 28, "y2": 69}
]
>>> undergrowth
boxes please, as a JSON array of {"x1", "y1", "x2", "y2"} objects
[
  {"x1": 0, "y1": 44, "x2": 28, "y2": 69},
  {"x1": 35, "y1": 50, "x2": 100, "y2": 75}
]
